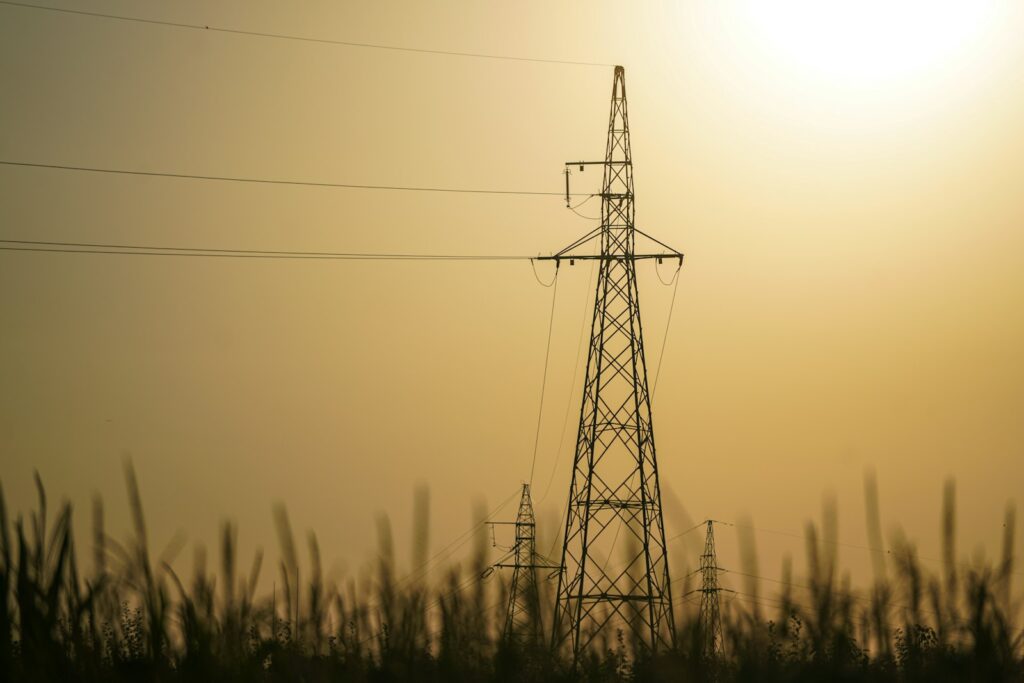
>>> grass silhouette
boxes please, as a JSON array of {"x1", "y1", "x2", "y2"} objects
[{"x1": 0, "y1": 463, "x2": 1020, "y2": 681}]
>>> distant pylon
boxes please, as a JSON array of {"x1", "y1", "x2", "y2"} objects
[
  {"x1": 544, "y1": 66, "x2": 684, "y2": 657},
  {"x1": 488, "y1": 484, "x2": 559, "y2": 644},
  {"x1": 698, "y1": 520, "x2": 724, "y2": 661}
]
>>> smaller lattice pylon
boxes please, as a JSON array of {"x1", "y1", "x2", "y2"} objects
[
  {"x1": 698, "y1": 519, "x2": 724, "y2": 661},
  {"x1": 485, "y1": 484, "x2": 560, "y2": 644}
]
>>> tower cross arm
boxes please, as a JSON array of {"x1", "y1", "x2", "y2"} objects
[
  {"x1": 565, "y1": 160, "x2": 627, "y2": 168},
  {"x1": 535, "y1": 253, "x2": 683, "y2": 263},
  {"x1": 539, "y1": 225, "x2": 685, "y2": 264},
  {"x1": 494, "y1": 561, "x2": 562, "y2": 570}
]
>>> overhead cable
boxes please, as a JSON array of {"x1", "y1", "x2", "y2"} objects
[
  {"x1": 0, "y1": 239, "x2": 537, "y2": 261},
  {"x1": 528, "y1": 268, "x2": 560, "y2": 487},
  {"x1": 0, "y1": 160, "x2": 582, "y2": 197},
  {"x1": 651, "y1": 261, "x2": 683, "y2": 398},
  {"x1": 0, "y1": 1, "x2": 614, "y2": 67}
]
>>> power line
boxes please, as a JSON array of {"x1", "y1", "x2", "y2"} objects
[
  {"x1": 0, "y1": 246, "x2": 522, "y2": 261},
  {"x1": 0, "y1": 160, "x2": 581, "y2": 197},
  {"x1": 537, "y1": 252, "x2": 597, "y2": 505},
  {"x1": 529, "y1": 259, "x2": 559, "y2": 287},
  {"x1": 717, "y1": 519, "x2": 894, "y2": 558},
  {"x1": 666, "y1": 521, "x2": 706, "y2": 543},
  {"x1": 0, "y1": 1, "x2": 614, "y2": 68},
  {"x1": 567, "y1": 194, "x2": 601, "y2": 221},
  {"x1": 359, "y1": 571, "x2": 481, "y2": 648},
  {"x1": 715, "y1": 519, "x2": 1024, "y2": 579},
  {"x1": 0, "y1": 239, "x2": 533, "y2": 261},
  {"x1": 651, "y1": 261, "x2": 683, "y2": 398},
  {"x1": 393, "y1": 489, "x2": 521, "y2": 594},
  {"x1": 538, "y1": 257, "x2": 597, "y2": 564},
  {"x1": 0, "y1": 240, "x2": 535, "y2": 261},
  {"x1": 528, "y1": 268, "x2": 560, "y2": 487},
  {"x1": 356, "y1": 489, "x2": 521, "y2": 648},
  {"x1": 538, "y1": 259, "x2": 596, "y2": 561}
]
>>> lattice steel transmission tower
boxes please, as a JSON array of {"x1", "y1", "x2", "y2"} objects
[
  {"x1": 543, "y1": 66, "x2": 684, "y2": 657},
  {"x1": 698, "y1": 520, "x2": 724, "y2": 661},
  {"x1": 487, "y1": 484, "x2": 559, "y2": 644}
]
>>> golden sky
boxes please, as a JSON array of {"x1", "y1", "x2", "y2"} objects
[{"x1": 1, "y1": 0, "x2": 1023, "y2": 590}]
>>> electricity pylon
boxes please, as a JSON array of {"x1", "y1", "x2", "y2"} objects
[
  {"x1": 543, "y1": 66, "x2": 684, "y2": 657},
  {"x1": 487, "y1": 484, "x2": 559, "y2": 644},
  {"x1": 698, "y1": 520, "x2": 724, "y2": 662}
]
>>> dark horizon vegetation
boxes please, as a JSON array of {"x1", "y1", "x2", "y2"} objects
[{"x1": 0, "y1": 463, "x2": 1020, "y2": 682}]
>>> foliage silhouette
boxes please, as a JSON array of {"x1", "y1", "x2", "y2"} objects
[{"x1": 0, "y1": 466, "x2": 1020, "y2": 681}]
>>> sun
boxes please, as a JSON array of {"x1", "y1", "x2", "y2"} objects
[{"x1": 740, "y1": 0, "x2": 996, "y2": 86}]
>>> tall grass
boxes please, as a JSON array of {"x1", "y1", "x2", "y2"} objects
[{"x1": 0, "y1": 465, "x2": 1021, "y2": 681}]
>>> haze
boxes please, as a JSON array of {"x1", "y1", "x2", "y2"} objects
[{"x1": 1, "y1": 1, "x2": 1022, "y2": 592}]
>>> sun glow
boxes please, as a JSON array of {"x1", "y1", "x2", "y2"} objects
[{"x1": 741, "y1": 0, "x2": 996, "y2": 85}]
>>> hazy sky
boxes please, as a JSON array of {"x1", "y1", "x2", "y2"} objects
[{"x1": 2, "y1": 1, "x2": 1023, "y2": 593}]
